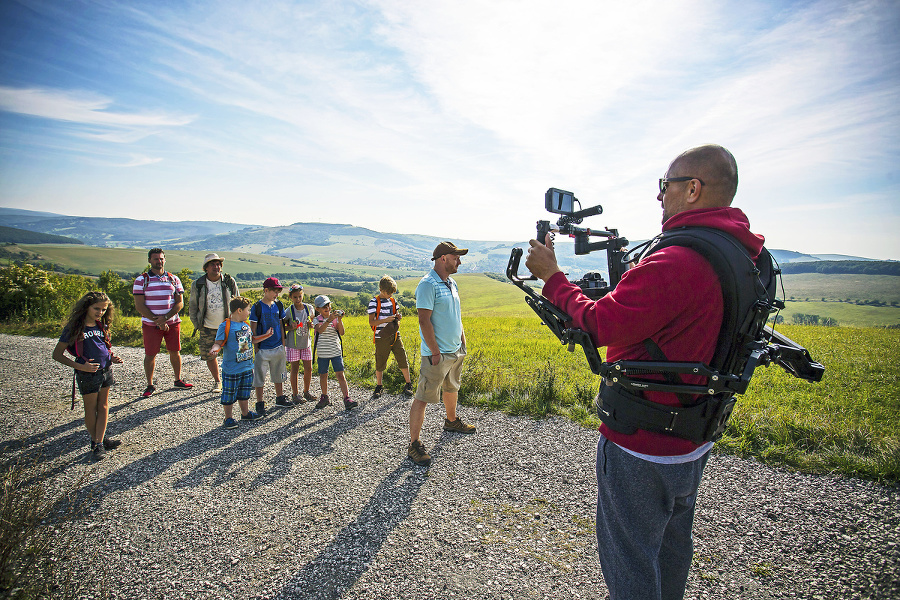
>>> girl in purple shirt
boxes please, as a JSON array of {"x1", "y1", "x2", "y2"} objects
[{"x1": 52, "y1": 291, "x2": 124, "y2": 461}]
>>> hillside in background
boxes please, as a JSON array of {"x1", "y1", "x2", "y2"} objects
[
  {"x1": 0, "y1": 225, "x2": 83, "y2": 245},
  {"x1": 2, "y1": 208, "x2": 893, "y2": 276}
]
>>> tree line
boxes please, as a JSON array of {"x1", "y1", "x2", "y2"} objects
[{"x1": 780, "y1": 260, "x2": 900, "y2": 276}]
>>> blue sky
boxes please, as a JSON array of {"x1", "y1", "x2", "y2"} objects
[{"x1": 1, "y1": 0, "x2": 898, "y2": 259}]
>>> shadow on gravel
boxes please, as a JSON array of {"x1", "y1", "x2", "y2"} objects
[
  {"x1": 275, "y1": 459, "x2": 437, "y2": 600},
  {"x1": 175, "y1": 396, "x2": 407, "y2": 491},
  {"x1": 0, "y1": 389, "x2": 211, "y2": 484}
]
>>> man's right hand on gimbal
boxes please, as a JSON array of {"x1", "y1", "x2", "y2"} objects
[{"x1": 526, "y1": 234, "x2": 563, "y2": 282}]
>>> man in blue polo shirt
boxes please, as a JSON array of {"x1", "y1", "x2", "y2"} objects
[{"x1": 408, "y1": 241, "x2": 476, "y2": 467}]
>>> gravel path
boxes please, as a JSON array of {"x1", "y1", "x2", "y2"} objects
[{"x1": 1, "y1": 333, "x2": 897, "y2": 599}]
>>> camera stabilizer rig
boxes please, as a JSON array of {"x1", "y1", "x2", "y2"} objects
[{"x1": 506, "y1": 188, "x2": 823, "y2": 411}]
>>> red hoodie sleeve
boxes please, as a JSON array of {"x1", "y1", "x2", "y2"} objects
[{"x1": 543, "y1": 246, "x2": 723, "y2": 359}]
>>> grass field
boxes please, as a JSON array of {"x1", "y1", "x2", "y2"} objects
[
  {"x1": 781, "y1": 273, "x2": 900, "y2": 304},
  {"x1": 12, "y1": 244, "x2": 408, "y2": 280}
]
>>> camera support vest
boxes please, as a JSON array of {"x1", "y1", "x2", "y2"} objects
[{"x1": 597, "y1": 226, "x2": 779, "y2": 444}]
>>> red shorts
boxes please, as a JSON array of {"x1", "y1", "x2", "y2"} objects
[{"x1": 142, "y1": 322, "x2": 182, "y2": 355}]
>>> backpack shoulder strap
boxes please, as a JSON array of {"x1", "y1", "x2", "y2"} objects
[{"x1": 643, "y1": 226, "x2": 776, "y2": 375}]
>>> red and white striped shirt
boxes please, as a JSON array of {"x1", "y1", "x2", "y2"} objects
[{"x1": 133, "y1": 272, "x2": 184, "y2": 325}]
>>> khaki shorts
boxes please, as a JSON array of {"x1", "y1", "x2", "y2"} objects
[
  {"x1": 415, "y1": 348, "x2": 466, "y2": 404},
  {"x1": 374, "y1": 333, "x2": 409, "y2": 371},
  {"x1": 199, "y1": 326, "x2": 219, "y2": 361}
]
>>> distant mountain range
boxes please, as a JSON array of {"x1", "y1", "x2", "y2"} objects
[{"x1": 0, "y1": 207, "x2": 887, "y2": 275}]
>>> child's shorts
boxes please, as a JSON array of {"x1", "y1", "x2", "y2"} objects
[
  {"x1": 221, "y1": 370, "x2": 253, "y2": 405},
  {"x1": 253, "y1": 346, "x2": 287, "y2": 388},
  {"x1": 141, "y1": 322, "x2": 182, "y2": 355},
  {"x1": 75, "y1": 366, "x2": 115, "y2": 396},
  {"x1": 374, "y1": 334, "x2": 409, "y2": 371},
  {"x1": 317, "y1": 356, "x2": 345, "y2": 375},
  {"x1": 286, "y1": 346, "x2": 312, "y2": 363}
]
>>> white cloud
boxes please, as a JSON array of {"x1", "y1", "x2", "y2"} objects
[{"x1": 0, "y1": 85, "x2": 193, "y2": 128}]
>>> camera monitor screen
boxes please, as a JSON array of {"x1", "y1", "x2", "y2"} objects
[{"x1": 545, "y1": 188, "x2": 576, "y2": 215}]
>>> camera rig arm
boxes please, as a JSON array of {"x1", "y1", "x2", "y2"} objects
[{"x1": 507, "y1": 247, "x2": 605, "y2": 374}]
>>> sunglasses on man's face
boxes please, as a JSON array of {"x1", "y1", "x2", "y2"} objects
[{"x1": 659, "y1": 176, "x2": 704, "y2": 194}]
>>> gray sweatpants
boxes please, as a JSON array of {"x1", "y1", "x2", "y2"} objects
[{"x1": 595, "y1": 436, "x2": 710, "y2": 600}]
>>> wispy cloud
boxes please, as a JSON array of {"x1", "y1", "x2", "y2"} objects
[{"x1": 0, "y1": 85, "x2": 193, "y2": 127}]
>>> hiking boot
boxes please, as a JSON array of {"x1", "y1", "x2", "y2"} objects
[
  {"x1": 402, "y1": 382, "x2": 414, "y2": 397},
  {"x1": 92, "y1": 444, "x2": 106, "y2": 461},
  {"x1": 444, "y1": 417, "x2": 476, "y2": 434},
  {"x1": 174, "y1": 379, "x2": 193, "y2": 389},
  {"x1": 141, "y1": 384, "x2": 156, "y2": 398},
  {"x1": 240, "y1": 411, "x2": 260, "y2": 422},
  {"x1": 303, "y1": 391, "x2": 317, "y2": 403},
  {"x1": 343, "y1": 397, "x2": 358, "y2": 411},
  {"x1": 102, "y1": 439, "x2": 121, "y2": 451},
  {"x1": 407, "y1": 440, "x2": 431, "y2": 466},
  {"x1": 372, "y1": 384, "x2": 383, "y2": 399},
  {"x1": 255, "y1": 401, "x2": 267, "y2": 417},
  {"x1": 315, "y1": 395, "x2": 330, "y2": 409},
  {"x1": 223, "y1": 417, "x2": 239, "y2": 429},
  {"x1": 275, "y1": 395, "x2": 292, "y2": 407}
]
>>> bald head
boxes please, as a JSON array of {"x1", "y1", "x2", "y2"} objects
[{"x1": 669, "y1": 144, "x2": 738, "y2": 207}]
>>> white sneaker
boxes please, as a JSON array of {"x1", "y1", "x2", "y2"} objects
[{"x1": 212, "y1": 381, "x2": 223, "y2": 393}]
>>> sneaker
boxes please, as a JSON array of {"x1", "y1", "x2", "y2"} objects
[
  {"x1": 402, "y1": 382, "x2": 414, "y2": 397},
  {"x1": 92, "y1": 444, "x2": 106, "y2": 461},
  {"x1": 315, "y1": 395, "x2": 330, "y2": 409},
  {"x1": 407, "y1": 440, "x2": 431, "y2": 466},
  {"x1": 141, "y1": 384, "x2": 156, "y2": 398},
  {"x1": 174, "y1": 379, "x2": 193, "y2": 389},
  {"x1": 303, "y1": 391, "x2": 317, "y2": 403},
  {"x1": 102, "y1": 438, "x2": 121, "y2": 451},
  {"x1": 343, "y1": 397, "x2": 358, "y2": 411},
  {"x1": 222, "y1": 417, "x2": 239, "y2": 429},
  {"x1": 212, "y1": 381, "x2": 223, "y2": 393},
  {"x1": 292, "y1": 393, "x2": 304, "y2": 404},
  {"x1": 275, "y1": 395, "x2": 292, "y2": 407},
  {"x1": 240, "y1": 411, "x2": 260, "y2": 422},
  {"x1": 255, "y1": 401, "x2": 267, "y2": 417},
  {"x1": 444, "y1": 417, "x2": 476, "y2": 434},
  {"x1": 372, "y1": 384, "x2": 384, "y2": 399}
]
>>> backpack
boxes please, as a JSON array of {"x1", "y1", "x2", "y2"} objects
[
  {"x1": 312, "y1": 315, "x2": 343, "y2": 362},
  {"x1": 370, "y1": 296, "x2": 399, "y2": 343},
  {"x1": 140, "y1": 270, "x2": 176, "y2": 292},
  {"x1": 191, "y1": 273, "x2": 237, "y2": 337},
  {"x1": 252, "y1": 299, "x2": 285, "y2": 350},
  {"x1": 66, "y1": 323, "x2": 112, "y2": 410},
  {"x1": 286, "y1": 303, "x2": 314, "y2": 349}
]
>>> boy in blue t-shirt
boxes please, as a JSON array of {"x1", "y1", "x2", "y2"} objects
[
  {"x1": 249, "y1": 277, "x2": 289, "y2": 416},
  {"x1": 209, "y1": 297, "x2": 274, "y2": 429}
]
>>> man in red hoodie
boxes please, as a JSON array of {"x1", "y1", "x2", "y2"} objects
[{"x1": 526, "y1": 144, "x2": 765, "y2": 600}]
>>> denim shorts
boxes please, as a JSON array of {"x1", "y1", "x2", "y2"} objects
[
  {"x1": 317, "y1": 356, "x2": 345, "y2": 375},
  {"x1": 75, "y1": 366, "x2": 115, "y2": 396}
]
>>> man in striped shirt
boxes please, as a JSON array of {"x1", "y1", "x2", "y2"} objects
[{"x1": 132, "y1": 248, "x2": 193, "y2": 398}]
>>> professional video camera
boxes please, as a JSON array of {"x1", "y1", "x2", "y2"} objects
[{"x1": 507, "y1": 188, "x2": 824, "y2": 442}]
